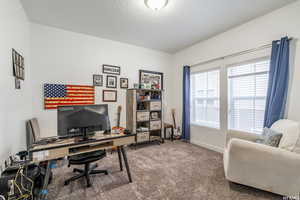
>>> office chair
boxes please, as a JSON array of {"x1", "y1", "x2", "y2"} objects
[
  {"x1": 64, "y1": 150, "x2": 108, "y2": 187},
  {"x1": 26, "y1": 118, "x2": 57, "y2": 147},
  {"x1": 64, "y1": 118, "x2": 110, "y2": 187},
  {"x1": 26, "y1": 118, "x2": 54, "y2": 184},
  {"x1": 27, "y1": 118, "x2": 108, "y2": 187}
]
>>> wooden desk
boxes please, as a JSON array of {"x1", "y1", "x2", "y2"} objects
[
  {"x1": 29, "y1": 132, "x2": 135, "y2": 200},
  {"x1": 30, "y1": 132, "x2": 135, "y2": 162}
]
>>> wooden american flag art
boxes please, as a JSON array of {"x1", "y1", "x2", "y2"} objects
[{"x1": 44, "y1": 84, "x2": 95, "y2": 109}]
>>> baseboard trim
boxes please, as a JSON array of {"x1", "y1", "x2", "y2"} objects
[{"x1": 191, "y1": 141, "x2": 224, "y2": 154}]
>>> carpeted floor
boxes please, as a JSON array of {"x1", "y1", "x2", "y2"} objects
[{"x1": 48, "y1": 141, "x2": 281, "y2": 200}]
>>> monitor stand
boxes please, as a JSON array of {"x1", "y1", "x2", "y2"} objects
[{"x1": 77, "y1": 127, "x2": 96, "y2": 142}]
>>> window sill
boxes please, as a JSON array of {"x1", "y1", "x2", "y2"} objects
[
  {"x1": 227, "y1": 128, "x2": 263, "y2": 135},
  {"x1": 190, "y1": 123, "x2": 220, "y2": 131}
]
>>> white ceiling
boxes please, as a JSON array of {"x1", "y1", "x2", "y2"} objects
[{"x1": 21, "y1": 0, "x2": 296, "y2": 53}]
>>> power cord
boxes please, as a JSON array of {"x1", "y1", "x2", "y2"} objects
[{"x1": 7, "y1": 165, "x2": 34, "y2": 200}]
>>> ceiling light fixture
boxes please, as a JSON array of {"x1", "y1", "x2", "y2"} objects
[{"x1": 145, "y1": 0, "x2": 168, "y2": 11}]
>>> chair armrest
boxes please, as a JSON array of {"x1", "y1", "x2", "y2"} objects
[
  {"x1": 226, "y1": 130, "x2": 261, "y2": 147},
  {"x1": 228, "y1": 138, "x2": 300, "y2": 163},
  {"x1": 224, "y1": 138, "x2": 300, "y2": 196}
]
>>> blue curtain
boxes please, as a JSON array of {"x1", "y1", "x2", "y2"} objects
[
  {"x1": 264, "y1": 37, "x2": 290, "y2": 128},
  {"x1": 182, "y1": 66, "x2": 190, "y2": 141}
]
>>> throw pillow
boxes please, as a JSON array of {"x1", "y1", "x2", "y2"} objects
[
  {"x1": 255, "y1": 128, "x2": 283, "y2": 147},
  {"x1": 264, "y1": 128, "x2": 283, "y2": 147}
]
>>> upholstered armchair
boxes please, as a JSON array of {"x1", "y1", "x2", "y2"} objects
[{"x1": 223, "y1": 120, "x2": 300, "y2": 197}]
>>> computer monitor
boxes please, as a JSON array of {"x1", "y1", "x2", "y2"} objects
[{"x1": 57, "y1": 104, "x2": 111, "y2": 139}]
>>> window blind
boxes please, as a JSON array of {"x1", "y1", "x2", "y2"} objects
[
  {"x1": 228, "y1": 60, "x2": 270, "y2": 133},
  {"x1": 190, "y1": 70, "x2": 220, "y2": 128}
]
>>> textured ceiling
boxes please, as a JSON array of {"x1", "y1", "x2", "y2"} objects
[{"x1": 21, "y1": 0, "x2": 296, "y2": 53}]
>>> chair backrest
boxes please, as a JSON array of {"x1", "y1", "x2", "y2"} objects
[
  {"x1": 28, "y1": 118, "x2": 41, "y2": 142},
  {"x1": 26, "y1": 121, "x2": 33, "y2": 150},
  {"x1": 31, "y1": 118, "x2": 41, "y2": 141},
  {"x1": 26, "y1": 118, "x2": 42, "y2": 149}
]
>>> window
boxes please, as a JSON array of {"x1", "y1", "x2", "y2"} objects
[
  {"x1": 191, "y1": 70, "x2": 220, "y2": 128},
  {"x1": 228, "y1": 59, "x2": 270, "y2": 133}
]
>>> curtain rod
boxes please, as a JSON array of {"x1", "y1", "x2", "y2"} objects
[{"x1": 191, "y1": 38, "x2": 293, "y2": 67}]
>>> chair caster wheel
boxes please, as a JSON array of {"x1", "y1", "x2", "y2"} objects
[
  {"x1": 105, "y1": 171, "x2": 108, "y2": 175},
  {"x1": 64, "y1": 181, "x2": 70, "y2": 186}
]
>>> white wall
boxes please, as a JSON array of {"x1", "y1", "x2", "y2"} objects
[
  {"x1": 0, "y1": 0, "x2": 32, "y2": 164},
  {"x1": 2, "y1": 0, "x2": 299, "y2": 163},
  {"x1": 30, "y1": 23, "x2": 172, "y2": 137},
  {"x1": 171, "y1": 0, "x2": 300, "y2": 153}
]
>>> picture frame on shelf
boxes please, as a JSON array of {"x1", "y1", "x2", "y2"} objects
[
  {"x1": 120, "y1": 78, "x2": 128, "y2": 89},
  {"x1": 93, "y1": 74, "x2": 103, "y2": 86},
  {"x1": 150, "y1": 112, "x2": 159, "y2": 120},
  {"x1": 103, "y1": 90, "x2": 117, "y2": 102},
  {"x1": 139, "y1": 70, "x2": 163, "y2": 90},
  {"x1": 106, "y1": 75, "x2": 117, "y2": 88},
  {"x1": 102, "y1": 64, "x2": 121, "y2": 75}
]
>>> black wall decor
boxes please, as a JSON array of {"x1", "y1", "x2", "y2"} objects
[
  {"x1": 12, "y1": 48, "x2": 25, "y2": 80},
  {"x1": 139, "y1": 70, "x2": 163, "y2": 90},
  {"x1": 15, "y1": 78, "x2": 21, "y2": 89},
  {"x1": 93, "y1": 74, "x2": 103, "y2": 86},
  {"x1": 120, "y1": 78, "x2": 129, "y2": 89},
  {"x1": 102, "y1": 64, "x2": 121, "y2": 75},
  {"x1": 106, "y1": 75, "x2": 117, "y2": 88},
  {"x1": 103, "y1": 90, "x2": 117, "y2": 102}
]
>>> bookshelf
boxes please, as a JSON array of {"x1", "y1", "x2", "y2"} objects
[{"x1": 126, "y1": 89, "x2": 163, "y2": 144}]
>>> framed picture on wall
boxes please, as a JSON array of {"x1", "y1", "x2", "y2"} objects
[
  {"x1": 106, "y1": 75, "x2": 117, "y2": 88},
  {"x1": 102, "y1": 64, "x2": 121, "y2": 75},
  {"x1": 12, "y1": 48, "x2": 25, "y2": 80},
  {"x1": 93, "y1": 74, "x2": 103, "y2": 86},
  {"x1": 103, "y1": 90, "x2": 117, "y2": 102},
  {"x1": 120, "y1": 78, "x2": 128, "y2": 89},
  {"x1": 139, "y1": 70, "x2": 163, "y2": 90}
]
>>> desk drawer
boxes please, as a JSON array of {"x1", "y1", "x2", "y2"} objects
[
  {"x1": 31, "y1": 136, "x2": 136, "y2": 162},
  {"x1": 150, "y1": 101, "x2": 161, "y2": 111},
  {"x1": 136, "y1": 132, "x2": 149, "y2": 143},
  {"x1": 32, "y1": 148, "x2": 68, "y2": 162},
  {"x1": 150, "y1": 120, "x2": 161, "y2": 130},
  {"x1": 137, "y1": 111, "x2": 150, "y2": 122},
  {"x1": 114, "y1": 135, "x2": 135, "y2": 146}
]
